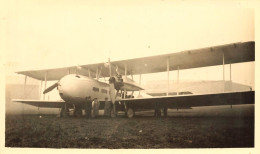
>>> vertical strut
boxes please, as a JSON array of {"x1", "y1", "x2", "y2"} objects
[
  {"x1": 230, "y1": 63, "x2": 232, "y2": 108},
  {"x1": 223, "y1": 53, "x2": 225, "y2": 81},
  {"x1": 96, "y1": 67, "x2": 99, "y2": 79},
  {"x1": 229, "y1": 62, "x2": 233, "y2": 93},
  {"x1": 222, "y1": 54, "x2": 225, "y2": 92},
  {"x1": 124, "y1": 64, "x2": 127, "y2": 98},
  {"x1": 88, "y1": 69, "x2": 91, "y2": 77},
  {"x1": 139, "y1": 74, "x2": 142, "y2": 95},
  {"x1": 177, "y1": 66, "x2": 179, "y2": 95},
  {"x1": 230, "y1": 63, "x2": 232, "y2": 81},
  {"x1": 23, "y1": 76, "x2": 27, "y2": 99},
  {"x1": 125, "y1": 64, "x2": 127, "y2": 77},
  {"x1": 108, "y1": 58, "x2": 111, "y2": 77},
  {"x1": 39, "y1": 80, "x2": 42, "y2": 100},
  {"x1": 44, "y1": 72, "x2": 47, "y2": 100},
  {"x1": 167, "y1": 57, "x2": 169, "y2": 96},
  {"x1": 131, "y1": 91, "x2": 134, "y2": 98},
  {"x1": 124, "y1": 89, "x2": 126, "y2": 99}
]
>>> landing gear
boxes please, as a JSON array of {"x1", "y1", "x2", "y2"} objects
[
  {"x1": 126, "y1": 107, "x2": 135, "y2": 118},
  {"x1": 163, "y1": 107, "x2": 168, "y2": 117},
  {"x1": 154, "y1": 108, "x2": 161, "y2": 117},
  {"x1": 154, "y1": 102, "x2": 161, "y2": 117},
  {"x1": 154, "y1": 102, "x2": 167, "y2": 118},
  {"x1": 74, "y1": 104, "x2": 83, "y2": 117},
  {"x1": 60, "y1": 104, "x2": 69, "y2": 117}
]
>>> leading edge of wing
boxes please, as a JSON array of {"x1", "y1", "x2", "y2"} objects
[
  {"x1": 12, "y1": 99, "x2": 66, "y2": 108},
  {"x1": 121, "y1": 91, "x2": 254, "y2": 108}
]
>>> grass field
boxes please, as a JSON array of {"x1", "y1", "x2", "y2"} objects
[{"x1": 5, "y1": 110, "x2": 254, "y2": 148}]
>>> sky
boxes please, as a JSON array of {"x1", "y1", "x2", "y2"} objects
[{"x1": 2, "y1": 1, "x2": 255, "y2": 89}]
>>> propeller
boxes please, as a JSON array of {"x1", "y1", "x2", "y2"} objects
[{"x1": 43, "y1": 82, "x2": 59, "y2": 94}]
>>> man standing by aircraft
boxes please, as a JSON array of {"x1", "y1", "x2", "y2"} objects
[
  {"x1": 104, "y1": 97, "x2": 111, "y2": 117},
  {"x1": 92, "y1": 98, "x2": 100, "y2": 118},
  {"x1": 85, "y1": 97, "x2": 92, "y2": 118}
]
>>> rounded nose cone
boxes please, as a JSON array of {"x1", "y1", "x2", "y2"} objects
[
  {"x1": 58, "y1": 74, "x2": 91, "y2": 102},
  {"x1": 58, "y1": 74, "x2": 87, "y2": 102},
  {"x1": 58, "y1": 75, "x2": 73, "y2": 101}
]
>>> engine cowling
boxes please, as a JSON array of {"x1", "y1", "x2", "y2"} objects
[{"x1": 109, "y1": 74, "x2": 124, "y2": 91}]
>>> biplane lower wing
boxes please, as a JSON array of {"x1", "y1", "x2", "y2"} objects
[
  {"x1": 121, "y1": 91, "x2": 254, "y2": 110},
  {"x1": 12, "y1": 99, "x2": 72, "y2": 108},
  {"x1": 13, "y1": 91, "x2": 254, "y2": 113}
]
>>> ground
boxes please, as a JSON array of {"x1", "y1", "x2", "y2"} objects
[{"x1": 5, "y1": 110, "x2": 254, "y2": 148}]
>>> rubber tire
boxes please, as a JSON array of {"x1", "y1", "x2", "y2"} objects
[
  {"x1": 163, "y1": 107, "x2": 168, "y2": 117},
  {"x1": 60, "y1": 106, "x2": 69, "y2": 117},
  {"x1": 74, "y1": 108, "x2": 82, "y2": 117},
  {"x1": 126, "y1": 108, "x2": 135, "y2": 118}
]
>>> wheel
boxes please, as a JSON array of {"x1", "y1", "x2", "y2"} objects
[
  {"x1": 163, "y1": 107, "x2": 168, "y2": 117},
  {"x1": 126, "y1": 108, "x2": 135, "y2": 118},
  {"x1": 154, "y1": 108, "x2": 161, "y2": 117},
  {"x1": 60, "y1": 105, "x2": 69, "y2": 117},
  {"x1": 60, "y1": 108, "x2": 67, "y2": 117},
  {"x1": 74, "y1": 105, "x2": 82, "y2": 117},
  {"x1": 74, "y1": 109, "x2": 82, "y2": 117}
]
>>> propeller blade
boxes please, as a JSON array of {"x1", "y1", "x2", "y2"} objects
[{"x1": 43, "y1": 82, "x2": 59, "y2": 94}]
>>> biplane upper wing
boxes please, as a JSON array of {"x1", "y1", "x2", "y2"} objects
[{"x1": 17, "y1": 41, "x2": 254, "y2": 81}]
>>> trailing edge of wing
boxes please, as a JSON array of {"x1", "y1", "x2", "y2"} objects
[{"x1": 12, "y1": 99, "x2": 66, "y2": 108}]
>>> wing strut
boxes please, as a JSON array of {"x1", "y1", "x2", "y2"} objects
[
  {"x1": 230, "y1": 62, "x2": 232, "y2": 81},
  {"x1": 23, "y1": 75, "x2": 27, "y2": 99},
  {"x1": 39, "y1": 80, "x2": 42, "y2": 100},
  {"x1": 44, "y1": 72, "x2": 47, "y2": 100},
  {"x1": 223, "y1": 53, "x2": 225, "y2": 81},
  {"x1": 177, "y1": 66, "x2": 179, "y2": 95},
  {"x1": 167, "y1": 56, "x2": 170, "y2": 96},
  {"x1": 139, "y1": 74, "x2": 142, "y2": 96},
  {"x1": 222, "y1": 53, "x2": 225, "y2": 93},
  {"x1": 124, "y1": 64, "x2": 127, "y2": 77}
]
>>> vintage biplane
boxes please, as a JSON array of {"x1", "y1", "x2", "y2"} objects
[{"x1": 13, "y1": 41, "x2": 255, "y2": 118}]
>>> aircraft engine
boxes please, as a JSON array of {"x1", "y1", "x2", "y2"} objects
[{"x1": 109, "y1": 74, "x2": 124, "y2": 91}]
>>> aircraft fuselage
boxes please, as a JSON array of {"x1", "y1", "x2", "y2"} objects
[{"x1": 58, "y1": 74, "x2": 110, "y2": 103}]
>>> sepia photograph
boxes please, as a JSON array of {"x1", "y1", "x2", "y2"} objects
[{"x1": 1, "y1": 0, "x2": 259, "y2": 153}]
